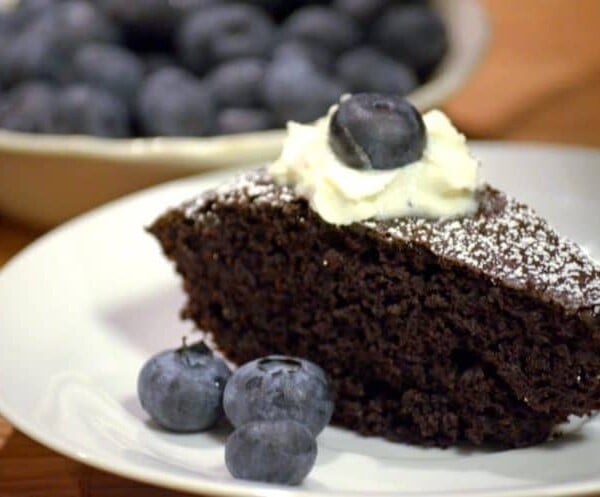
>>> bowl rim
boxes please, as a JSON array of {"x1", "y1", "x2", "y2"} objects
[{"x1": 0, "y1": 0, "x2": 490, "y2": 167}]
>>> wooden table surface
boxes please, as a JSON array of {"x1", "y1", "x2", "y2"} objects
[{"x1": 1, "y1": 0, "x2": 599, "y2": 495}]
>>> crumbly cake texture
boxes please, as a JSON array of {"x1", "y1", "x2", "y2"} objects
[{"x1": 150, "y1": 169, "x2": 600, "y2": 447}]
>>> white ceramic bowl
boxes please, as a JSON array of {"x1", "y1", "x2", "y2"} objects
[{"x1": 0, "y1": 0, "x2": 490, "y2": 228}]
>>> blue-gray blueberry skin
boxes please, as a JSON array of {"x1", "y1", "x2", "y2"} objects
[
  {"x1": 216, "y1": 108, "x2": 273, "y2": 135},
  {"x1": 272, "y1": 40, "x2": 335, "y2": 73},
  {"x1": 262, "y1": 55, "x2": 346, "y2": 126},
  {"x1": 372, "y1": 4, "x2": 448, "y2": 78},
  {"x1": 136, "y1": 67, "x2": 215, "y2": 137},
  {"x1": 0, "y1": 1, "x2": 118, "y2": 87},
  {"x1": 8, "y1": 0, "x2": 60, "y2": 31},
  {"x1": 280, "y1": 6, "x2": 361, "y2": 56},
  {"x1": 328, "y1": 93, "x2": 426, "y2": 171},
  {"x1": 223, "y1": 356, "x2": 334, "y2": 437},
  {"x1": 73, "y1": 43, "x2": 144, "y2": 104},
  {"x1": 51, "y1": 85, "x2": 130, "y2": 138},
  {"x1": 336, "y1": 46, "x2": 417, "y2": 96},
  {"x1": 225, "y1": 420, "x2": 317, "y2": 485},
  {"x1": 0, "y1": 82, "x2": 56, "y2": 133},
  {"x1": 207, "y1": 58, "x2": 266, "y2": 108},
  {"x1": 137, "y1": 341, "x2": 231, "y2": 433},
  {"x1": 177, "y1": 4, "x2": 276, "y2": 76},
  {"x1": 0, "y1": 23, "x2": 72, "y2": 86},
  {"x1": 32, "y1": 1, "x2": 119, "y2": 46}
]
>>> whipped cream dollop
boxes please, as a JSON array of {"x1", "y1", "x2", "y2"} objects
[{"x1": 269, "y1": 106, "x2": 480, "y2": 225}]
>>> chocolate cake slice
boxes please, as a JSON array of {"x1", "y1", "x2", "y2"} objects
[{"x1": 150, "y1": 168, "x2": 600, "y2": 448}]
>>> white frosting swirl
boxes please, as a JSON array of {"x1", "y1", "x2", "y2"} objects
[{"x1": 269, "y1": 106, "x2": 480, "y2": 225}]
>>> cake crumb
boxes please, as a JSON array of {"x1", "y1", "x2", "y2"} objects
[{"x1": 183, "y1": 169, "x2": 600, "y2": 316}]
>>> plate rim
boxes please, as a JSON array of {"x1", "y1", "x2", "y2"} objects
[{"x1": 1, "y1": 142, "x2": 600, "y2": 497}]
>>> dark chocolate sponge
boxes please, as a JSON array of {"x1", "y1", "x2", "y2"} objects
[{"x1": 149, "y1": 169, "x2": 600, "y2": 448}]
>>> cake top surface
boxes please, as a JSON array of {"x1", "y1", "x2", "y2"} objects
[{"x1": 183, "y1": 169, "x2": 600, "y2": 316}]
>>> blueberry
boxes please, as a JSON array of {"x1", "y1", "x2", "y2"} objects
[
  {"x1": 136, "y1": 67, "x2": 215, "y2": 137},
  {"x1": 32, "y1": 1, "x2": 119, "y2": 46},
  {"x1": 336, "y1": 46, "x2": 417, "y2": 95},
  {"x1": 208, "y1": 58, "x2": 265, "y2": 108},
  {"x1": 0, "y1": 12, "x2": 10, "y2": 33},
  {"x1": 0, "y1": 22, "x2": 72, "y2": 86},
  {"x1": 225, "y1": 420, "x2": 317, "y2": 485},
  {"x1": 9, "y1": 0, "x2": 63, "y2": 30},
  {"x1": 273, "y1": 40, "x2": 334, "y2": 73},
  {"x1": 51, "y1": 85, "x2": 130, "y2": 137},
  {"x1": 138, "y1": 341, "x2": 232, "y2": 432},
  {"x1": 217, "y1": 108, "x2": 273, "y2": 134},
  {"x1": 0, "y1": 3, "x2": 117, "y2": 86},
  {"x1": 372, "y1": 5, "x2": 448, "y2": 78},
  {"x1": 329, "y1": 93, "x2": 426, "y2": 170},
  {"x1": 223, "y1": 355, "x2": 334, "y2": 436},
  {"x1": 0, "y1": 82, "x2": 56, "y2": 133},
  {"x1": 280, "y1": 6, "x2": 361, "y2": 55},
  {"x1": 262, "y1": 57, "x2": 346, "y2": 125},
  {"x1": 178, "y1": 4, "x2": 275, "y2": 75},
  {"x1": 73, "y1": 43, "x2": 144, "y2": 103},
  {"x1": 333, "y1": 0, "x2": 388, "y2": 26}
]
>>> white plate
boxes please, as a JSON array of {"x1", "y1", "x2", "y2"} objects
[{"x1": 1, "y1": 143, "x2": 600, "y2": 497}]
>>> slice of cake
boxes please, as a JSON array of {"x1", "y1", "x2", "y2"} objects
[{"x1": 150, "y1": 94, "x2": 600, "y2": 448}]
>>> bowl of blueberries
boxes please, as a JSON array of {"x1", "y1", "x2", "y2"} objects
[{"x1": 0, "y1": 0, "x2": 489, "y2": 227}]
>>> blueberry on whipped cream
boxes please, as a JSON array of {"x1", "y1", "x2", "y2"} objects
[
  {"x1": 329, "y1": 93, "x2": 426, "y2": 170},
  {"x1": 269, "y1": 93, "x2": 480, "y2": 225}
]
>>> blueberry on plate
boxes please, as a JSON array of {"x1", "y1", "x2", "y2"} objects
[
  {"x1": 336, "y1": 46, "x2": 417, "y2": 95},
  {"x1": 262, "y1": 56, "x2": 346, "y2": 125},
  {"x1": 138, "y1": 340, "x2": 231, "y2": 432},
  {"x1": 329, "y1": 93, "x2": 426, "y2": 171},
  {"x1": 207, "y1": 58, "x2": 266, "y2": 108},
  {"x1": 225, "y1": 420, "x2": 317, "y2": 485},
  {"x1": 280, "y1": 6, "x2": 361, "y2": 55},
  {"x1": 0, "y1": 82, "x2": 56, "y2": 133},
  {"x1": 177, "y1": 4, "x2": 275, "y2": 75},
  {"x1": 136, "y1": 67, "x2": 215, "y2": 137},
  {"x1": 73, "y1": 43, "x2": 144, "y2": 103},
  {"x1": 52, "y1": 85, "x2": 130, "y2": 137},
  {"x1": 223, "y1": 355, "x2": 334, "y2": 436},
  {"x1": 372, "y1": 5, "x2": 448, "y2": 78},
  {"x1": 333, "y1": 0, "x2": 388, "y2": 26},
  {"x1": 216, "y1": 108, "x2": 273, "y2": 134},
  {"x1": 272, "y1": 40, "x2": 334, "y2": 73}
]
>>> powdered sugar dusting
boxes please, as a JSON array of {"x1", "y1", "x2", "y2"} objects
[
  {"x1": 183, "y1": 170, "x2": 296, "y2": 218},
  {"x1": 183, "y1": 169, "x2": 600, "y2": 315},
  {"x1": 368, "y1": 194, "x2": 600, "y2": 314}
]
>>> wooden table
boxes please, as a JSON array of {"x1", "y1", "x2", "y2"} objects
[{"x1": 1, "y1": 0, "x2": 599, "y2": 495}]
